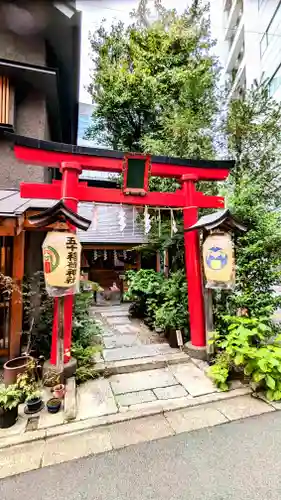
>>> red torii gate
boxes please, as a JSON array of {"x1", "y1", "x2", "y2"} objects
[{"x1": 9, "y1": 135, "x2": 233, "y2": 361}]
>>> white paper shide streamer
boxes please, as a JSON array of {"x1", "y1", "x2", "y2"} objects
[
  {"x1": 92, "y1": 203, "x2": 98, "y2": 230},
  {"x1": 144, "y1": 206, "x2": 151, "y2": 235},
  {"x1": 171, "y1": 209, "x2": 178, "y2": 235},
  {"x1": 118, "y1": 204, "x2": 126, "y2": 233}
]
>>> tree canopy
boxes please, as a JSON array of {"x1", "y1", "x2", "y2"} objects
[
  {"x1": 86, "y1": 0, "x2": 219, "y2": 160},
  {"x1": 86, "y1": 0, "x2": 281, "y2": 325}
]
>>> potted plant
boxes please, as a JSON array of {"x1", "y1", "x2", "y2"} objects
[
  {"x1": 3, "y1": 355, "x2": 35, "y2": 386},
  {"x1": 52, "y1": 384, "x2": 65, "y2": 399},
  {"x1": 0, "y1": 385, "x2": 22, "y2": 428},
  {"x1": 16, "y1": 364, "x2": 39, "y2": 403},
  {"x1": 47, "y1": 398, "x2": 61, "y2": 414},
  {"x1": 25, "y1": 390, "x2": 43, "y2": 414},
  {"x1": 43, "y1": 370, "x2": 60, "y2": 388}
]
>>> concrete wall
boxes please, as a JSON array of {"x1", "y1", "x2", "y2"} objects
[
  {"x1": 0, "y1": 31, "x2": 49, "y2": 188},
  {"x1": 0, "y1": 31, "x2": 46, "y2": 65}
]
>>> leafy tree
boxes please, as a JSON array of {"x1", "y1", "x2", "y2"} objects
[
  {"x1": 214, "y1": 86, "x2": 281, "y2": 323},
  {"x1": 86, "y1": 0, "x2": 219, "y2": 163}
]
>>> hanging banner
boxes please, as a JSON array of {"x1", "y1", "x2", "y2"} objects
[
  {"x1": 203, "y1": 232, "x2": 235, "y2": 290},
  {"x1": 42, "y1": 231, "x2": 81, "y2": 296}
]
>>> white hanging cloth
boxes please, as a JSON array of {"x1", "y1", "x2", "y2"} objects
[
  {"x1": 118, "y1": 204, "x2": 126, "y2": 233},
  {"x1": 171, "y1": 209, "x2": 178, "y2": 236},
  {"x1": 144, "y1": 206, "x2": 151, "y2": 235},
  {"x1": 114, "y1": 250, "x2": 118, "y2": 266},
  {"x1": 92, "y1": 203, "x2": 98, "y2": 230},
  {"x1": 132, "y1": 206, "x2": 135, "y2": 236}
]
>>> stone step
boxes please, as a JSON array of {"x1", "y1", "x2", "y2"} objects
[
  {"x1": 101, "y1": 310, "x2": 130, "y2": 318},
  {"x1": 95, "y1": 351, "x2": 190, "y2": 375},
  {"x1": 103, "y1": 343, "x2": 175, "y2": 362}
]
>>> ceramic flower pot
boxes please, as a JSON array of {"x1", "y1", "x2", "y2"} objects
[
  {"x1": 3, "y1": 356, "x2": 34, "y2": 386},
  {"x1": 53, "y1": 384, "x2": 65, "y2": 399},
  {"x1": 26, "y1": 397, "x2": 43, "y2": 414},
  {"x1": 47, "y1": 398, "x2": 61, "y2": 414}
]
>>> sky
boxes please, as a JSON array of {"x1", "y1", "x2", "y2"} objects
[{"x1": 76, "y1": 0, "x2": 222, "y2": 104}]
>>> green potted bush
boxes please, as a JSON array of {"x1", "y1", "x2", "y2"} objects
[{"x1": 0, "y1": 385, "x2": 22, "y2": 428}]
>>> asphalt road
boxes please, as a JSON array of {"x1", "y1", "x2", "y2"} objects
[{"x1": 1, "y1": 412, "x2": 281, "y2": 500}]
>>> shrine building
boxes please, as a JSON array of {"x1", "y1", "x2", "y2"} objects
[{"x1": 0, "y1": 1, "x2": 81, "y2": 360}]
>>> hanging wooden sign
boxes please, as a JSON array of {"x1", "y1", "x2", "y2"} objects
[
  {"x1": 122, "y1": 154, "x2": 151, "y2": 195},
  {"x1": 42, "y1": 231, "x2": 81, "y2": 292},
  {"x1": 203, "y1": 232, "x2": 235, "y2": 289}
]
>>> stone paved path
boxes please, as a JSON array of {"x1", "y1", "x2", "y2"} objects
[
  {"x1": 70, "y1": 305, "x2": 250, "y2": 420},
  {"x1": 93, "y1": 304, "x2": 180, "y2": 364},
  {"x1": 0, "y1": 305, "x2": 254, "y2": 455}
]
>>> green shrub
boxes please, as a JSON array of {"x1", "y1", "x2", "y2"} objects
[
  {"x1": 154, "y1": 270, "x2": 189, "y2": 334},
  {"x1": 125, "y1": 268, "x2": 189, "y2": 337},
  {"x1": 0, "y1": 385, "x2": 22, "y2": 410},
  {"x1": 72, "y1": 287, "x2": 103, "y2": 348},
  {"x1": 208, "y1": 316, "x2": 281, "y2": 400},
  {"x1": 71, "y1": 342, "x2": 100, "y2": 384},
  {"x1": 126, "y1": 269, "x2": 166, "y2": 321}
]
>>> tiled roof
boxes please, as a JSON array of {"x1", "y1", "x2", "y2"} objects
[
  {"x1": 0, "y1": 190, "x2": 145, "y2": 245},
  {"x1": 77, "y1": 203, "x2": 145, "y2": 244}
]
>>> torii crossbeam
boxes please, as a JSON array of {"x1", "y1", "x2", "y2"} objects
[{"x1": 8, "y1": 134, "x2": 234, "y2": 362}]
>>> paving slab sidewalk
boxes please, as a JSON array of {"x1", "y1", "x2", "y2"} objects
[
  {"x1": 0, "y1": 305, "x2": 272, "y2": 473},
  {"x1": 0, "y1": 393, "x2": 275, "y2": 479}
]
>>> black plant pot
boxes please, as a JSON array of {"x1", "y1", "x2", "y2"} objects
[
  {"x1": 47, "y1": 398, "x2": 61, "y2": 414},
  {"x1": 0, "y1": 406, "x2": 18, "y2": 428},
  {"x1": 27, "y1": 397, "x2": 42, "y2": 413}
]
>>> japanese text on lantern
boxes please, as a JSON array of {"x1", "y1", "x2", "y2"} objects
[
  {"x1": 66, "y1": 236, "x2": 78, "y2": 285},
  {"x1": 42, "y1": 231, "x2": 81, "y2": 292}
]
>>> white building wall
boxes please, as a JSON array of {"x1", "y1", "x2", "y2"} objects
[
  {"x1": 258, "y1": 0, "x2": 281, "y2": 98},
  {"x1": 212, "y1": 0, "x2": 281, "y2": 100}
]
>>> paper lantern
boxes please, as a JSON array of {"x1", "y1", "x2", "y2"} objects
[
  {"x1": 42, "y1": 231, "x2": 81, "y2": 290},
  {"x1": 203, "y1": 233, "x2": 235, "y2": 289}
]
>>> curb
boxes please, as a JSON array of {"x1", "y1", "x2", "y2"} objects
[
  {"x1": 95, "y1": 352, "x2": 191, "y2": 376},
  {"x1": 0, "y1": 386, "x2": 252, "y2": 451}
]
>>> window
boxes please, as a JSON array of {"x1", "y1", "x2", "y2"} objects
[
  {"x1": 268, "y1": 63, "x2": 281, "y2": 96},
  {"x1": 260, "y1": 33, "x2": 268, "y2": 56},
  {"x1": 0, "y1": 76, "x2": 14, "y2": 130},
  {"x1": 260, "y1": 2, "x2": 281, "y2": 57}
]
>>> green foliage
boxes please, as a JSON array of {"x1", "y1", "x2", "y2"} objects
[
  {"x1": 15, "y1": 359, "x2": 41, "y2": 403},
  {"x1": 22, "y1": 271, "x2": 54, "y2": 357},
  {"x1": 26, "y1": 390, "x2": 42, "y2": 402},
  {"x1": 71, "y1": 343, "x2": 100, "y2": 385},
  {"x1": 207, "y1": 351, "x2": 230, "y2": 392},
  {"x1": 208, "y1": 316, "x2": 281, "y2": 400},
  {"x1": 126, "y1": 269, "x2": 165, "y2": 318},
  {"x1": 126, "y1": 269, "x2": 188, "y2": 334},
  {"x1": 0, "y1": 385, "x2": 22, "y2": 410},
  {"x1": 72, "y1": 288, "x2": 103, "y2": 348},
  {"x1": 42, "y1": 370, "x2": 60, "y2": 388},
  {"x1": 154, "y1": 270, "x2": 188, "y2": 331},
  {"x1": 86, "y1": 0, "x2": 218, "y2": 159},
  {"x1": 16, "y1": 370, "x2": 40, "y2": 403},
  {"x1": 22, "y1": 274, "x2": 103, "y2": 357},
  {"x1": 71, "y1": 287, "x2": 103, "y2": 384},
  {"x1": 213, "y1": 85, "x2": 281, "y2": 327}
]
